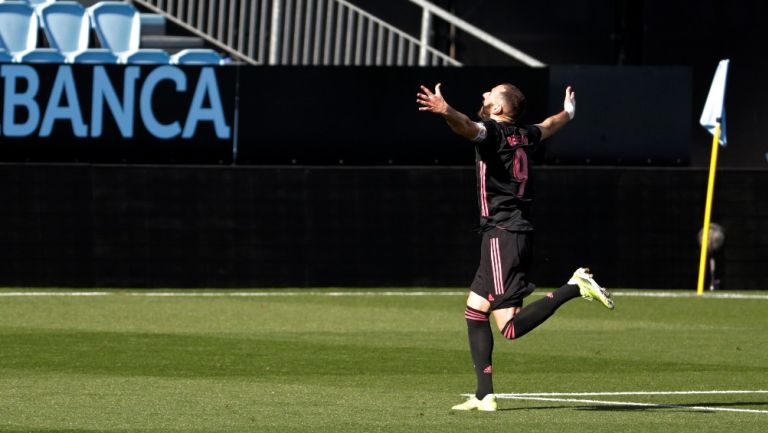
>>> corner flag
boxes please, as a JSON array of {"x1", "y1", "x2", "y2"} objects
[
  {"x1": 699, "y1": 59, "x2": 729, "y2": 146},
  {"x1": 696, "y1": 59, "x2": 729, "y2": 296}
]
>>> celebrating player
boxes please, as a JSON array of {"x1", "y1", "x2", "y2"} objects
[{"x1": 417, "y1": 82, "x2": 615, "y2": 411}]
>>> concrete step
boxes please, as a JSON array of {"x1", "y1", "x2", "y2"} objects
[
  {"x1": 140, "y1": 35, "x2": 206, "y2": 54},
  {"x1": 140, "y1": 13, "x2": 166, "y2": 36}
]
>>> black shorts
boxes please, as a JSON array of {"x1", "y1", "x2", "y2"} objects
[{"x1": 470, "y1": 228, "x2": 536, "y2": 310}]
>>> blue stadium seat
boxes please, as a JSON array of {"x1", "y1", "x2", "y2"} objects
[
  {"x1": 0, "y1": 1, "x2": 38, "y2": 62},
  {"x1": 20, "y1": 48, "x2": 65, "y2": 63},
  {"x1": 39, "y1": 2, "x2": 90, "y2": 62},
  {"x1": 72, "y1": 48, "x2": 118, "y2": 64},
  {"x1": 125, "y1": 49, "x2": 170, "y2": 64},
  {"x1": 0, "y1": 49, "x2": 13, "y2": 63},
  {"x1": 170, "y1": 49, "x2": 224, "y2": 65},
  {"x1": 23, "y1": 0, "x2": 54, "y2": 8},
  {"x1": 88, "y1": 1, "x2": 140, "y2": 62}
]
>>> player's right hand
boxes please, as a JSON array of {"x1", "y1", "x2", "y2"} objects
[{"x1": 417, "y1": 83, "x2": 448, "y2": 114}]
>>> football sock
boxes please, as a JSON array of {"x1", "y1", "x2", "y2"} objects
[
  {"x1": 501, "y1": 284, "x2": 580, "y2": 340},
  {"x1": 465, "y1": 306, "x2": 494, "y2": 399}
]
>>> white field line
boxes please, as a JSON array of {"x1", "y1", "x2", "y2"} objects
[
  {"x1": 498, "y1": 395, "x2": 768, "y2": 415},
  {"x1": 1, "y1": 290, "x2": 768, "y2": 300},
  {"x1": 0, "y1": 292, "x2": 111, "y2": 297},
  {"x1": 497, "y1": 390, "x2": 768, "y2": 397},
  {"x1": 612, "y1": 291, "x2": 768, "y2": 300},
  {"x1": 127, "y1": 291, "x2": 465, "y2": 297}
]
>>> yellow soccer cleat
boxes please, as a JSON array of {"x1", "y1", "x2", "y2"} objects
[
  {"x1": 569, "y1": 267, "x2": 615, "y2": 310},
  {"x1": 451, "y1": 394, "x2": 497, "y2": 411}
]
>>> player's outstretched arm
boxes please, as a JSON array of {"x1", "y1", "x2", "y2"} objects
[
  {"x1": 536, "y1": 86, "x2": 576, "y2": 141},
  {"x1": 417, "y1": 83, "x2": 483, "y2": 141}
]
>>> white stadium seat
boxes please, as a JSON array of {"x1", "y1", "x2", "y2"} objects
[
  {"x1": 0, "y1": 1, "x2": 38, "y2": 62},
  {"x1": 39, "y1": 2, "x2": 90, "y2": 62},
  {"x1": 88, "y1": 1, "x2": 140, "y2": 62},
  {"x1": 24, "y1": 0, "x2": 54, "y2": 8},
  {"x1": 170, "y1": 49, "x2": 223, "y2": 65}
]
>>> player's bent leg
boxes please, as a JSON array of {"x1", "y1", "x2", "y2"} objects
[
  {"x1": 570, "y1": 267, "x2": 615, "y2": 310},
  {"x1": 491, "y1": 306, "x2": 521, "y2": 331},
  {"x1": 498, "y1": 284, "x2": 581, "y2": 340}
]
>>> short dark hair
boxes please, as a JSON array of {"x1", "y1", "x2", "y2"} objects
[{"x1": 498, "y1": 83, "x2": 526, "y2": 120}]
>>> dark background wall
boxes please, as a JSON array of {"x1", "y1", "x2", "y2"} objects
[
  {"x1": 2, "y1": 164, "x2": 765, "y2": 290},
  {"x1": 348, "y1": 0, "x2": 768, "y2": 168}
]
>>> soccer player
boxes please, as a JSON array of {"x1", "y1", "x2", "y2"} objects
[{"x1": 416, "y1": 82, "x2": 615, "y2": 411}]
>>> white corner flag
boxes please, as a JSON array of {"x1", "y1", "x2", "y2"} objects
[
  {"x1": 696, "y1": 59, "x2": 730, "y2": 296},
  {"x1": 699, "y1": 59, "x2": 729, "y2": 146}
]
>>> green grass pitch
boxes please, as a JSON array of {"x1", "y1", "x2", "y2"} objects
[{"x1": 1, "y1": 288, "x2": 767, "y2": 432}]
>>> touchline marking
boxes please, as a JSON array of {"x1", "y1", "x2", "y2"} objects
[{"x1": 498, "y1": 395, "x2": 768, "y2": 414}]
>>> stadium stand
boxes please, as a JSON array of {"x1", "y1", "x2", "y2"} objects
[{"x1": 0, "y1": 0, "x2": 222, "y2": 64}]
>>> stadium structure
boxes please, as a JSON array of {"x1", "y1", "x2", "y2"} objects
[{"x1": 0, "y1": 0, "x2": 766, "y2": 290}]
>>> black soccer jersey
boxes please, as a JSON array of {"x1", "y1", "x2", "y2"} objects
[{"x1": 474, "y1": 120, "x2": 542, "y2": 231}]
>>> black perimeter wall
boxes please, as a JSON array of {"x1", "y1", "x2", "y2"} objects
[{"x1": 1, "y1": 164, "x2": 766, "y2": 290}]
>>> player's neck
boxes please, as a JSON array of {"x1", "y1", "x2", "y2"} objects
[{"x1": 490, "y1": 114, "x2": 515, "y2": 124}]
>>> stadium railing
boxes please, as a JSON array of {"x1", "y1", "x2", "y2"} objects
[{"x1": 131, "y1": 0, "x2": 460, "y2": 66}]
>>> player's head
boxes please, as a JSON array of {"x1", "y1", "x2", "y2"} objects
[{"x1": 478, "y1": 83, "x2": 526, "y2": 122}]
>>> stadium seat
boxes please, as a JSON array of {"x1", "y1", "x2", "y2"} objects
[
  {"x1": 170, "y1": 49, "x2": 223, "y2": 65},
  {"x1": 23, "y1": 0, "x2": 54, "y2": 8},
  {"x1": 87, "y1": 1, "x2": 140, "y2": 62},
  {"x1": 39, "y1": 2, "x2": 90, "y2": 62},
  {"x1": 20, "y1": 48, "x2": 65, "y2": 63},
  {"x1": 124, "y1": 49, "x2": 170, "y2": 64},
  {"x1": 0, "y1": 1, "x2": 38, "y2": 62},
  {"x1": 72, "y1": 48, "x2": 118, "y2": 64}
]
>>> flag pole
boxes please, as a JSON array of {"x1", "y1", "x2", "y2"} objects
[{"x1": 696, "y1": 122, "x2": 721, "y2": 296}]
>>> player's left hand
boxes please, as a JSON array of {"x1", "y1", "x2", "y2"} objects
[
  {"x1": 563, "y1": 86, "x2": 576, "y2": 120},
  {"x1": 417, "y1": 83, "x2": 448, "y2": 114}
]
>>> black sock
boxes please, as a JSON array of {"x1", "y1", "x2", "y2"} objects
[
  {"x1": 501, "y1": 284, "x2": 580, "y2": 340},
  {"x1": 465, "y1": 306, "x2": 493, "y2": 399}
]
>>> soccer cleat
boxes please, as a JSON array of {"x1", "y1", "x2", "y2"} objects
[
  {"x1": 451, "y1": 394, "x2": 497, "y2": 411},
  {"x1": 569, "y1": 267, "x2": 615, "y2": 310}
]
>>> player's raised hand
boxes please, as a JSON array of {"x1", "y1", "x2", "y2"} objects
[
  {"x1": 417, "y1": 83, "x2": 448, "y2": 114},
  {"x1": 563, "y1": 85, "x2": 576, "y2": 120}
]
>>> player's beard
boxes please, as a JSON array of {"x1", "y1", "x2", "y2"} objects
[{"x1": 478, "y1": 103, "x2": 492, "y2": 120}]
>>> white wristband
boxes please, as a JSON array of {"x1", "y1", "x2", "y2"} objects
[
  {"x1": 564, "y1": 100, "x2": 575, "y2": 120},
  {"x1": 473, "y1": 122, "x2": 488, "y2": 142}
]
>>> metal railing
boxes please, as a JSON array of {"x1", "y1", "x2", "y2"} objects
[
  {"x1": 131, "y1": 0, "x2": 461, "y2": 66},
  {"x1": 409, "y1": 0, "x2": 545, "y2": 67}
]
